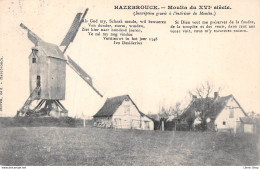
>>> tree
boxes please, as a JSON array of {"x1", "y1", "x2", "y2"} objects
[
  {"x1": 158, "y1": 102, "x2": 182, "y2": 119},
  {"x1": 247, "y1": 111, "x2": 257, "y2": 119},
  {"x1": 169, "y1": 102, "x2": 182, "y2": 118},
  {"x1": 188, "y1": 81, "x2": 222, "y2": 130},
  {"x1": 157, "y1": 102, "x2": 183, "y2": 130},
  {"x1": 188, "y1": 81, "x2": 221, "y2": 99}
]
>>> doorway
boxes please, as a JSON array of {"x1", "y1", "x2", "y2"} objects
[
  {"x1": 36, "y1": 75, "x2": 41, "y2": 96},
  {"x1": 37, "y1": 75, "x2": 41, "y2": 87},
  {"x1": 144, "y1": 121, "x2": 150, "y2": 130}
]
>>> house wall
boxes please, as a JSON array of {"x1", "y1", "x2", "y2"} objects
[
  {"x1": 243, "y1": 124, "x2": 254, "y2": 133},
  {"x1": 94, "y1": 117, "x2": 112, "y2": 128},
  {"x1": 236, "y1": 121, "x2": 244, "y2": 133},
  {"x1": 29, "y1": 47, "x2": 66, "y2": 100},
  {"x1": 112, "y1": 100, "x2": 154, "y2": 130},
  {"x1": 215, "y1": 97, "x2": 246, "y2": 132},
  {"x1": 141, "y1": 115, "x2": 154, "y2": 130}
]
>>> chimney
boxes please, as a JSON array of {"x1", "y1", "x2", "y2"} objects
[{"x1": 214, "y1": 92, "x2": 219, "y2": 99}]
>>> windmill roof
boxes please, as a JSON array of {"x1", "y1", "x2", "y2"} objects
[
  {"x1": 38, "y1": 41, "x2": 66, "y2": 61},
  {"x1": 93, "y1": 95, "x2": 154, "y2": 120}
]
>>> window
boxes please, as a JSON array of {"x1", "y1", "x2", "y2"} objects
[
  {"x1": 124, "y1": 105, "x2": 130, "y2": 114},
  {"x1": 114, "y1": 118, "x2": 121, "y2": 123},
  {"x1": 32, "y1": 58, "x2": 36, "y2": 63},
  {"x1": 223, "y1": 121, "x2": 226, "y2": 125},
  {"x1": 145, "y1": 121, "x2": 150, "y2": 129},
  {"x1": 229, "y1": 108, "x2": 234, "y2": 118}
]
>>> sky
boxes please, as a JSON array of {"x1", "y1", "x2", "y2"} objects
[{"x1": 0, "y1": 0, "x2": 259, "y2": 117}]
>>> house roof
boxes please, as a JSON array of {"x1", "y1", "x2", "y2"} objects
[
  {"x1": 139, "y1": 111, "x2": 155, "y2": 121},
  {"x1": 93, "y1": 95, "x2": 154, "y2": 120},
  {"x1": 180, "y1": 94, "x2": 247, "y2": 121},
  {"x1": 240, "y1": 117, "x2": 256, "y2": 124},
  {"x1": 180, "y1": 97, "x2": 212, "y2": 120},
  {"x1": 208, "y1": 95, "x2": 233, "y2": 118},
  {"x1": 149, "y1": 114, "x2": 160, "y2": 121},
  {"x1": 94, "y1": 95, "x2": 129, "y2": 117}
]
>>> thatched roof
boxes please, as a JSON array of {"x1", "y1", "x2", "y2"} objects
[
  {"x1": 180, "y1": 94, "x2": 247, "y2": 121},
  {"x1": 208, "y1": 95, "x2": 233, "y2": 118},
  {"x1": 180, "y1": 97, "x2": 213, "y2": 120},
  {"x1": 93, "y1": 95, "x2": 154, "y2": 120},
  {"x1": 139, "y1": 111, "x2": 155, "y2": 121},
  {"x1": 94, "y1": 95, "x2": 128, "y2": 117}
]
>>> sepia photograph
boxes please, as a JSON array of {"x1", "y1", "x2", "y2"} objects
[{"x1": 0, "y1": 0, "x2": 259, "y2": 167}]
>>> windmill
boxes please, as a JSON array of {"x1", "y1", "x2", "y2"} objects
[{"x1": 17, "y1": 8, "x2": 103, "y2": 117}]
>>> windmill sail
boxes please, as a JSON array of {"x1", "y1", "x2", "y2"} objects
[
  {"x1": 60, "y1": 8, "x2": 88, "y2": 53},
  {"x1": 67, "y1": 56, "x2": 103, "y2": 97},
  {"x1": 18, "y1": 8, "x2": 103, "y2": 118},
  {"x1": 20, "y1": 23, "x2": 43, "y2": 45}
]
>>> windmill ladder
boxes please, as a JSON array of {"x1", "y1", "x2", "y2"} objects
[{"x1": 17, "y1": 86, "x2": 40, "y2": 116}]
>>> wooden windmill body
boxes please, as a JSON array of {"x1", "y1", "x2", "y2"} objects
[
  {"x1": 17, "y1": 9, "x2": 103, "y2": 117},
  {"x1": 29, "y1": 41, "x2": 66, "y2": 100}
]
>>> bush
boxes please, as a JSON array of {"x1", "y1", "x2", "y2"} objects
[
  {"x1": 176, "y1": 122, "x2": 190, "y2": 131},
  {"x1": 0, "y1": 117, "x2": 76, "y2": 127},
  {"x1": 193, "y1": 122, "x2": 208, "y2": 131}
]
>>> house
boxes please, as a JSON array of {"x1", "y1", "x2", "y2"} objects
[
  {"x1": 239, "y1": 117, "x2": 256, "y2": 133},
  {"x1": 93, "y1": 95, "x2": 154, "y2": 130},
  {"x1": 148, "y1": 114, "x2": 161, "y2": 130},
  {"x1": 180, "y1": 92, "x2": 252, "y2": 133}
]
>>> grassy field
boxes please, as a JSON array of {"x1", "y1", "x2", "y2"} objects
[{"x1": 0, "y1": 126, "x2": 259, "y2": 166}]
